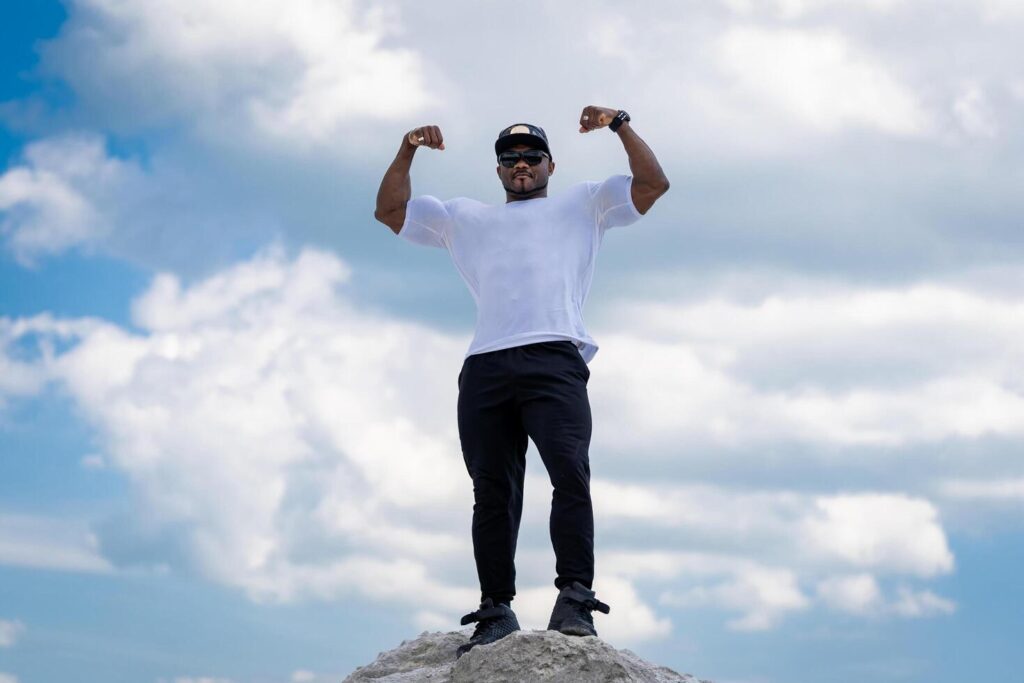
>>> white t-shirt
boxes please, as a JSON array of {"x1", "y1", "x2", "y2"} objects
[{"x1": 398, "y1": 174, "x2": 642, "y2": 364}]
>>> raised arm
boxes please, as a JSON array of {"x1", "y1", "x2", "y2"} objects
[
  {"x1": 374, "y1": 125, "x2": 445, "y2": 235},
  {"x1": 578, "y1": 106, "x2": 670, "y2": 215}
]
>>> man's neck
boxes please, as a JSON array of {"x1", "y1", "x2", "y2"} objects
[{"x1": 505, "y1": 189, "x2": 548, "y2": 203}]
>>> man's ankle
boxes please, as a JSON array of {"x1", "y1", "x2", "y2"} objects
[{"x1": 484, "y1": 594, "x2": 513, "y2": 607}]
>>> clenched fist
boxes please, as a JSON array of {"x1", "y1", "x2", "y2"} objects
[
  {"x1": 407, "y1": 125, "x2": 445, "y2": 150},
  {"x1": 578, "y1": 106, "x2": 619, "y2": 133}
]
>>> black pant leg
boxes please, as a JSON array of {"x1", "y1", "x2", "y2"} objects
[
  {"x1": 512, "y1": 342, "x2": 595, "y2": 591},
  {"x1": 457, "y1": 351, "x2": 529, "y2": 604}
]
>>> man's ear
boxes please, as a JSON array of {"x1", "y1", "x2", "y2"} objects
[
  {"x1": 496, "y1": 165, "x2": 501, "y2": 178},
  {"x1": 549, "y1": 161, "x2": 556, "y2": 175}
]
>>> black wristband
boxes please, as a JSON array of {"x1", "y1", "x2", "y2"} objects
[{"x1": 609, "y1": 110, "x2": 630, "y2": 132}]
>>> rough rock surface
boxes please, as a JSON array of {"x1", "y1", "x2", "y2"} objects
[{"x1": 343, "y1": 627, "x2": 711, "y2": 683}]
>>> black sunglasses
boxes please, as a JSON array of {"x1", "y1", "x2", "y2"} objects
[{"x1": 498, "y1": 150, "x2": 550, "y2": 168}]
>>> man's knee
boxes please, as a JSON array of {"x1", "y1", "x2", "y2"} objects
[
  {"x1": 548, "y1": 464, "x2": 591, "y2": 495},
  {"x1": 471, "y1": 472, "x2": 520, "y2": 503}
]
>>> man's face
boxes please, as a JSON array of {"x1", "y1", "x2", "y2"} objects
[{"x1": 496, "y1": 143, "x2": 555, "y2": 196}]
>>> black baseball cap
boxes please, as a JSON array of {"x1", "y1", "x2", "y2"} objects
[{"x1": 495, "y1": 123, "x2": 551, "y2": 159}]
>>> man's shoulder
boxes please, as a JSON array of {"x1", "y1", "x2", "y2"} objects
[
  {"x1": 414, "y1": 194, "x2": 487, "y2": 204},
  {"x1": 554, "y1": 179, "x2": 607, "y2": 203},
  {"x1": 444, "y1": 196, "x2": 490, "y2": 210},
  {"x1": 445, "y1": 197, "x2": 493, "y2": 222},
  {"x1": 562, "y1": 177, "x2": 623, "y2": 195}
]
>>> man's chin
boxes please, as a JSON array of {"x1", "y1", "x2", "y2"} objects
[{"x1": 505, "y1": 178, "x2": 545, "y2": 195}]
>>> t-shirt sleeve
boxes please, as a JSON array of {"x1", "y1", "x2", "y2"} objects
[
  {"x1": 587, "y1": 174, "x2": 643, "y2": 232},
  {"x1": 398, "y1": 195, "x2": 452, "y2": 249}
]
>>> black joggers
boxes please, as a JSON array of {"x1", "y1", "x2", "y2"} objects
[{"x1": 457, "y1": 340, "x2": 594, "y2": 606}]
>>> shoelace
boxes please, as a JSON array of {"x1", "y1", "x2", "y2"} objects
[
  {"x1": 461, "y1": 602, "x2": 512, "y2": 642},
  {"x1": 561, "y1": 585, "x2": 611, "y2": 615},
  {"x1": 460, "y1": 602, "x2": 508, "y2": 627}
]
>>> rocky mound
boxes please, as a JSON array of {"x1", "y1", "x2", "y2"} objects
[{"x1": 343, "y1": 628, "x2": 711, "y2": 683}]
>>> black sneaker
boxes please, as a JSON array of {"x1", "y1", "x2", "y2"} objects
[
  {"x1": 455, "y1": 597, "x2": 521, "y2": 659},
  {"x1": 546, "y1": 581, "x2": 611, "y2": 637}
]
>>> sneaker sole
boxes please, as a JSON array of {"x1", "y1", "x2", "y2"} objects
[
  {"x1": 455, "y1": 627, "x2": 520, "y2": 658},
  {"x1": 558, "y1": 623, "x2": 597, "y2": 637}
]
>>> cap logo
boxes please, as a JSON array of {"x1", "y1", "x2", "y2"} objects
[{"x1": 508, "y1": 125, "x2": 531, "y2": 134}]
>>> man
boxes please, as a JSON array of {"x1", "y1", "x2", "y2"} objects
[{"x1": 373, "y1": 106, "x2": 669, "y2": 659}]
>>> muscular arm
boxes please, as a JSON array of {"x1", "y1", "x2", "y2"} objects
[
  {"x1": 579, "y1": 107, "x2": 670, "y2": 215},
  {"x1": 374, "y1": 125, "x2": 445, "y2": 235},
  {"x1": 614, "y1": 121, "x2": 670, "y2": 215},
  {"x1": 374, "y1": 139, "x2": 416, "y2": 235}
]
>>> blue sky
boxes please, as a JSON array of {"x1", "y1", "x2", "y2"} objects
[{"x1": 1, "y1": 2, "x2": 1023, "y2": 682}]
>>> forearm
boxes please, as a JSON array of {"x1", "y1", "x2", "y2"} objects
[{"x1": 374, "y1": 139, "x2": 418, "y2": 234}]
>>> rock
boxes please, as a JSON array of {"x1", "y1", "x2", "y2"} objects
[{"x1": 343, "y1": 628, "x2": 711, "y2": 683}]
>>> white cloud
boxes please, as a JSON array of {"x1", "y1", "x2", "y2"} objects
[
  {"x1": 594, "y1": 482, "x2": 955, "y2": 628},
  {"x1": 0, "y1": 321, "x2": 50, "y2": 402},
  {"x1": 584, "y1": 14, "x2": 638, "y2": 65},
  {"x1": 890, "y1": 586, "x2": 956, "y2": 617},
  {"x1": 596, "y1": 284, "x2": 1024, "y2": 449},
  {"x1": 816, "y1": 574, "x2": 956, "y2": 618},
  {"x1": 0, "y1": 514, "x2": 112, "y2": 573},
  {"x1": 593, "y1": 480, "x2": 803, "y2": 538},
  {"x1": 663, "y1": 566, "x2": 809, "y2": 631},
  {"x1": 800, "y1": 494, "x2": 953, "y2": 577},
  {"x1": 41, "y1": 0, "x2": 435, "y2": 150},
  {"x1": 978, "y1": 0, "x2": 1024, "y2": 21},
  {"x1": 953, "y1": 84, "x2": 998, "y2": 138},
  {"x1": 0, "y1": 619, "x2": 25, "y2": 648},
  {"x1": 606, "y1": 546, "x2": 955, "y2": 629},
  {"x1": 0, "y1": 673, "x2": 19, "y2": 683},
  {"x1": 593, "y1": 482, "x2": 955, "y2": 578},
  {"x1": 816, "y1": 573, "x2": 883, "y2": 614},
  {"x1": 0, "y1": 131, "x2": 287, "y2": 268},
  {"x1": 723, "y1": 0, "x2": 906, "y2": 18},
  {"x1": 630, "y1": 548, "x2": 806, "y2": 630},
  {"x1": 772, "y1": 0, "x2": 905, "y2": 19},
  {"x1": 0, "y1": 134, "x2": 143, "y2": 265},
  {"x1": 603, "y1": 551, "x2": 810, "y2": 630},
  {"x1": 717, "y1": 26, "x2": 930, "y2": 135}
]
